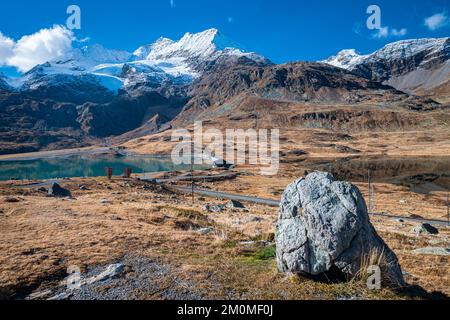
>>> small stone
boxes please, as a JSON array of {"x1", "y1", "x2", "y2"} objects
[
  {"x1": 4, "y1": 197, "x2": 21, "y2": 203},
  {"x1": 47, "y1": 291, "x2": 73, "y2": 301},
  {"x1": 48, "y1": 183, "x2": 72, "y2": 198},
  {"x1": 203, "y1": 204, "x2": 226, "y2": 213},
  {"x1": 196, "y1": 227, "x2": 214, "y2": 235},
  {"x1": 79, "y1": 185, "x2": 89, "y2": 191},
  {"x1": 412, "y1": 223, "x2": 439, "y2": 235},
  {"x1": 85, "y1": 263, "x2": 125, "y2": 285},
  {"x1": 26, "y1": 289, "x2": 53, "y2": 300},
  {"x1": 226, "y1": 200, "x2": 246, "y2": 210},
  {"x1": 100, "y1": 199, "x2": 110, "y2": 204}
]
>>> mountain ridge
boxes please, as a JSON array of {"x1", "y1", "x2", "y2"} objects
[
  {"x1": 0, "y1": 30, "x2": 448, "y2": 154},
  {"x1": 323, "y1": 37, "x2": 449, "y2": 98}
]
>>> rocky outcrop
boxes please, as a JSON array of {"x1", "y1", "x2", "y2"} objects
[{"x1": 276, "y1": 172, "x2": 404, "y2": 286}]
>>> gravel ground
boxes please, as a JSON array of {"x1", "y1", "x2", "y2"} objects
[{"x1": 30, "y1": 255, "x2": 206, "y2": 300}]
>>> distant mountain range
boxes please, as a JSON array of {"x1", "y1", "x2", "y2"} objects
[
  {"x1": 3, "y1": 28, "x2": 269, "y2": 97},
  {"x1": 0, "y1": 29, "x2": 448, "y2": 154},
  {"x1": 323, "y1": 38, "x2": 449, "y2": 99}
]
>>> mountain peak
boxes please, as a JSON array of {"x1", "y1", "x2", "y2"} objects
[
  {"x1": 145, "y1": 28, "x2": 238, "y2": 60},
  {"x1": 323, "y1": 49, "x2": 367, "y2": 70}
]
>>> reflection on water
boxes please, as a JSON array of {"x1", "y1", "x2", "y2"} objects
[
  {"x1": 309, "y1": 156, "x2": 450, "y2": 192},
  {"x1": 0, "y1": 155, "x2": 207, "y2": 181}
]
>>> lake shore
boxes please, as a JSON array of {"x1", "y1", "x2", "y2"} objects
[{"x1": 0, "y1": 147, "x2": 115, "y2": 162}]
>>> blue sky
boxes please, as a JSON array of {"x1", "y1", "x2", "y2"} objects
[{"x1": 0, "y1": 0, "x2": 449, "y2": 76}]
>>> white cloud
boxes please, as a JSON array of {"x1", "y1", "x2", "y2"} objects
[
  {"x1": 391, "y1": 28, "x2": 408, "y2": 37},
  {"x1": 372, "y1": 26, "x2": 389, "y2": 39},
  {"x1": 227, "y1": 17, "x2": 234, "y2": 23},
  {"x1": 424, "y1": 12, "x2": 450, "y2": 31},
  {"x1": 372, "y1": 26, "x2": 408, "y2": 39},
  {"x1": 170, "y1": 0, "x2": 175, "y2": 8},
  {"x1": 0, "y1": 33, "x2": 15, "y2": 65},
  {"x1": 0, "y1": 25, "x2": 74, "y2": 73}
]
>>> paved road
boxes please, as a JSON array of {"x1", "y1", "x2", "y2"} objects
[
  {"x1": 172, "y1": 185, "x2": 280, "y2": 206},
  {"x1": 151, "y1": 172, "x2": 238, "y2": 183},
  {"x1": 12, "y1": 175, "x2": 450, "y2": 227},
  {"x1": 172, "y1": 186, "x2": 450, "y2": 227}
]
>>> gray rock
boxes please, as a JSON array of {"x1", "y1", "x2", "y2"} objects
[
  {"x1": 212, "y1": 158, "x2": 234, "y2": 170},
  {"x1": 413, "y1": 247, "x2": 450, "y2": 256},
  {"x1": 276, "y1": 172, "x2": 404, "y2": 286},
  {"x1": 203, "y1": 204, "x2": 226, "y2": 213},
  {"x1": 48, "y1": 183, "x2": 72, "y2": 198},
  {"x1": 412, "y1": 223, "x2": 439, "y2": 235},
  {"x1": 226, "y1": 200, "x2": 246, "y2": 210},
  {"x1": 84, "y1": 263, "x2": 125, "y2": 284},
  {"x1": 196, "y1": 227, "x2": 215, "y2": 235},
  {"x1": 47, "y1": 291, "x2": 73, "y2": 301},
  {"x1": 26, "y1": 289, "x2": 53, "y2": 300}
]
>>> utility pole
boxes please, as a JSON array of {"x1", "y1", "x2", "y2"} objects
[
  {"x1": 371, "y1": 176, "x2": 375, "y2": 213},
  {"x1": 191, "y1": 142, "x2": 195, "y2": 204},
  {"x1": 368, "y1": 169, "x2": 373, "y2": 214},
  {"x1": 447, "y1": 193, "x2": 449, "y2": 227}
]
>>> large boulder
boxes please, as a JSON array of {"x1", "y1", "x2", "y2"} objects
[{"x1": 276, "y1": 172, "x2": 404, "y2": 286}]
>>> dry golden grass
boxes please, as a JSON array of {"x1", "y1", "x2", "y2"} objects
[{"x1": 0, "y1": 175, "x2": 448, "y2": 300}]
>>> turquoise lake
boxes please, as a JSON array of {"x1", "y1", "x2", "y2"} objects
[{"x1": 0, "y1": 155, "x2": 207, "y2": 181}]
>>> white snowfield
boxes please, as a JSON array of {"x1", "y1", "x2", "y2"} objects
[
  {"x1": 5, "y1": 28, "x2": 267, "y2": 93},
  {"x1": 322, "y1": 38, "x2": 449, "y2": 93},
  {"x1": 324, "y1": 38, "x2": 449, "y2": 70}
]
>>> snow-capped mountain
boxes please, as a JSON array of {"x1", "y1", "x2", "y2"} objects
[
  {"x1": 6, "y1": 28, "x2": 269, "y2": 95},
  {"x1": 323, "y1": 49, "x2": 368, "y2": 70},
  {"x1": 132, "y1": 29, "x2": 267, "y2": 64},
  {"x1": 323, "y1": 38, "x2": 450, "y2": 95}
]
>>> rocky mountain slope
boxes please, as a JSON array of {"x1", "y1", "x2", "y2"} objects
[
  {"x1": 172, "y1": 60, "x2": 440, "y2": 127},
  {"x1": 324, "y1": 38, "x2": 449, "y2": 101}
]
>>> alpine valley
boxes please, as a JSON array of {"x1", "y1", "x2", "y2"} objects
[{"x1": 0, "y1": 28, "x2": 448, "y2": 155}]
